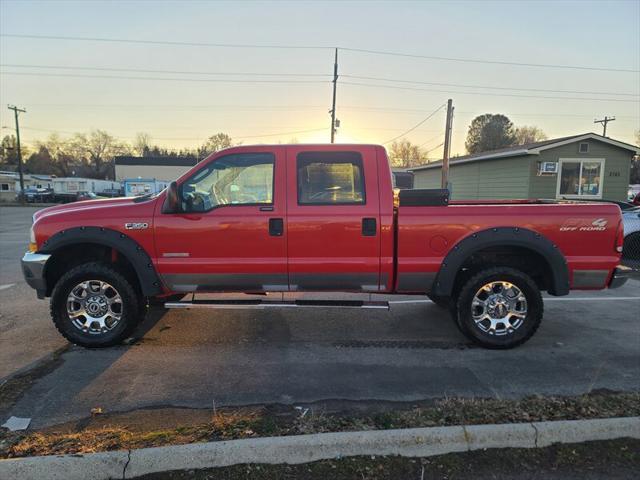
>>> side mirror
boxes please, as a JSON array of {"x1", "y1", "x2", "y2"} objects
[{"x1": 163, "y1": 181, "x2": 181, "y2": 213}]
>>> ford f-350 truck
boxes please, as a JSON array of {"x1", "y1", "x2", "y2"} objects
[{"x1": 22, "y1": 144, "x2": 633, "y2": 349}]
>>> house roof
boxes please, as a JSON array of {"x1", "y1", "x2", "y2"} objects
[
  {"x1": 115, "y1": 156, "x2": 198, "y2": 167},
  {"x1": 408, "y1": 132, "x2": 639, "y2": 172}
]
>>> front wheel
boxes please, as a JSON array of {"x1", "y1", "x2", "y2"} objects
[
  {"x1": 453, "y1": 267, "x2": 543, "y2": 349},
  {"x1": 50, "y1": 262, "x2": 142, "y2": 348}
]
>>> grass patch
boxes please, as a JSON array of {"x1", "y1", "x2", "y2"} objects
[{"x1": 1, "y1": 390, "x2": 639, "y2": 458}]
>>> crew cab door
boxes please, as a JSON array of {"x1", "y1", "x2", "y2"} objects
[
  {"x1": 153, "y1": 147, "x2": 287, "y2": 292},
  {"x1": 285, "y1": 146, "x2": 382, "y2": 291}
]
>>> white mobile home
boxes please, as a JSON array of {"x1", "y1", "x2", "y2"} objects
[{"x1": 52, "y1": 177, "x2": 121, "y2": 195}]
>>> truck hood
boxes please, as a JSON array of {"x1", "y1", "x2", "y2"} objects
[{"x1": 34, "y1": 196, "x2": 154, "y2": 222}]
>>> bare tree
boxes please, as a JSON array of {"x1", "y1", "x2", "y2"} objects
[
  {"x1": 133, "y1": 132, "x2": 152, "y2": 156},
  {"x1": 199, "y1": 132, "x2": 234, "y2": 158},
  {"x1": 36, "y1": 133, "x2": 78, "y2": 177},
  {"x1": 389, "y1": 139, "x2": 426, "y2": 168},
  {"x1": 70, "y1": 130, "x2": 127, "y2": 179},
  {"x1": 0, "y1": 135, "x2": 20, "y2": 166},
  {"x1": 514, "y1": 126, "x2": 547, "y2": 145}
]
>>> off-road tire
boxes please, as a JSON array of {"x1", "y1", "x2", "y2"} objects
[
  {"x1": 454, "y1": 267, "x2": 543, "y2": 349},
  {"x1": 50, "y1": 262, "x2": 142, "y2": 348}
]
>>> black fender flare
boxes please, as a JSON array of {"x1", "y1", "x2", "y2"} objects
[
  {"x1": 432, "y1": 227, "x2": 569, "y2": 297},
  {"x1": 40, "y1": 226, "x2": 163, "y2": 296}
]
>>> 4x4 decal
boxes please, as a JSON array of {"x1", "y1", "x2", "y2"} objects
[{"x1": 560, "y1": 218, "x2": 608, "y2": 232}]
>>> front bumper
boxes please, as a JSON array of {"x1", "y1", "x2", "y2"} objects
[
  {"x1": 609, "y1": 265, "x2": 640, "y2": 289},
  {"x1": 21, "y1": 252, "x2": 51, "y2": 299}
]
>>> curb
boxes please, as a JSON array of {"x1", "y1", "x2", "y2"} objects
[{"x1": 1, "y1": 417, "x2": 638, "y2": 480}]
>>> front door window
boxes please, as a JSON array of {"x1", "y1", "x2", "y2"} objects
[{"x1": 180, "y1": 153, "x2": 274, "y2": 212}]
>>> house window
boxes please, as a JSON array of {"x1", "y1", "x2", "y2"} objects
[
  {"x1": 578, "y1": 143, "x2": 589, "y2": 154},
  {"x1": 556, "y1": 158, "x2": 604, "y2": 198},
  {"x1": 1, "y1": 183, "x2": 10, "y2": 191}
]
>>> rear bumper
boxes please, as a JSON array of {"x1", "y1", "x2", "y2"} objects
[
  {"x1": 609, "y1": 265, "x2": 640, "y2": 289},
  {"x1": 21, "y1": 252, "x2": 51, "y2": 299}
]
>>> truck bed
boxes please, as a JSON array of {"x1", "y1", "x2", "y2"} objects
[{"x1": 395, "y1": 201, "x2": 621, "y2": 293}]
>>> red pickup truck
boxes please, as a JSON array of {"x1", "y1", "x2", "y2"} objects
[{"x1": 22, "y1": 144, "x2": 632, "y2": 349}]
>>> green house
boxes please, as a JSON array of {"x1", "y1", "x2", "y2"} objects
[{"x1": 409, "y1": 133, "x2": 639, "y2": 201}]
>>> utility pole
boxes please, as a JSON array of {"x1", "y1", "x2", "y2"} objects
[
  {"x1": 7, "y1": 105, "x2": 26, "y2": 202},
  {"x1": 441, "y1": 99, "x2": 454, "y2": 189},
  {"x1": 594, "y1": 116, "x2": 615, "y2": 137},
  {"x1": 330, "y1": 48, "x2": 338, "y2": 143}
]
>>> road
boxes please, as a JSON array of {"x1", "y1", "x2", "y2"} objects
[{"x1": 0, "y1": 206, "x2": 639, "y2": 429}]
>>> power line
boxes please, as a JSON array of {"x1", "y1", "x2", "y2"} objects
[
  {"x1": 3, "y1": 33, "x2": 636, "y2": 73},
  {"x1": 0, "y1": 71, "x2": 328, "y2": 84},
  {"x1": 382, "y1": 104, "x2": 446, "y2": 145},
  {"x1": 0, "y1": 33, "x2": 331, "y2": 50},
  {"x1": 6, "y1": 64, "x2": 632, "y2": 96},
  {"x1": 454, "y1": 111, "x2": 639, "y2": 119},
  {"x1": 19, "y1": 126, "x2": 328, "y2": 141},
  {"x1": 340, "y1": 81, "x2": 635, "y2": 103},
  {"x1": 0, "y1": 63, "x2": 330, "y2": 77},
  {"x1": 236, "y1": 127, "x2": 327, "y2": 139},
  {"x1": 418, "y1": 132, "x2": 445, "y2": 148},
  {"x1": 338, "y1": 46, "x2": 639, "y2": 73},
  {"x1": 341, "y1": 74, "x2": 638, "y2": 97},
  {"x1": 424, "y1": 142, "x2": 445, "y2": 156},
  {"x1": 11, "y1": 103, "x2": 640, "y2": 119},
  {"x1": 15, "y1": 103, "x2": 327, "y2": 110}
]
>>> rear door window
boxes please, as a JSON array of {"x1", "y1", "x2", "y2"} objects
[{"x1": 296, "y1": 151, "x2": 365, "y2": 205}]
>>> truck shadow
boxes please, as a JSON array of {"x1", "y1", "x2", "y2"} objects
[
  {"x1": 8, "y1": 303, "x2": 476, "y2": 429},
  {"x1": 4, "y1": 306, "x2": 170, "y2": 428}
]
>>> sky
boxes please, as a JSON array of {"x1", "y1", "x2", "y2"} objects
[{"x1": 0, "y1": 0, "x2": 639, "y2": 157}]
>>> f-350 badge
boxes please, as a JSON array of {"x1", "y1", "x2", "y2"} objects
[{"x1": 125, "y1": 222, "x2": 149, "y2": 230}]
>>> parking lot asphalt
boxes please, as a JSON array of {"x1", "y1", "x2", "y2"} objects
[{"x1": 1, "y1": 206, "x2": 639, "y2": 429}]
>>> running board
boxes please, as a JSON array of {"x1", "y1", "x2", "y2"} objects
[{"x1": 164, "y1": 299, "x2": 390, "y2": 310}]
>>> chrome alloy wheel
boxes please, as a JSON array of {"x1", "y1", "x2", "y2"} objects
[
  {"x1": 66, "y1": 280, "x2": 123, "y2": 334},
  {"x1": 471, "y1": 281, "x2": 527, "y2": 336}
]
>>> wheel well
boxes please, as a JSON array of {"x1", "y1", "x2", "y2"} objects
[
  {"x1": 45, "y1": 242, "x2": 141, "y2": 296},
  {"x1": 451, "y1": 245, "x2": 553, "y2": 297}
]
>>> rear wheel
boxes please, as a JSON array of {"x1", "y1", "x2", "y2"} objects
[
  {"x1": 453, "y1": 267, "x2": 543, "y2": 349},
  {"x1": 50, "y1": 262, "x2": 142, "y2": 348}
]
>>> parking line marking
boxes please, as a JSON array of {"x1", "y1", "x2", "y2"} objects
[
  {"x1": 389, "y1": 297, "x2": 640, "y2": 305},
  {"x1": 545, "y1": 297, "x2": 640, "y2": 301},
  {"x1": 0, "y1": 284, "x2": 16, "y2": 291}
]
